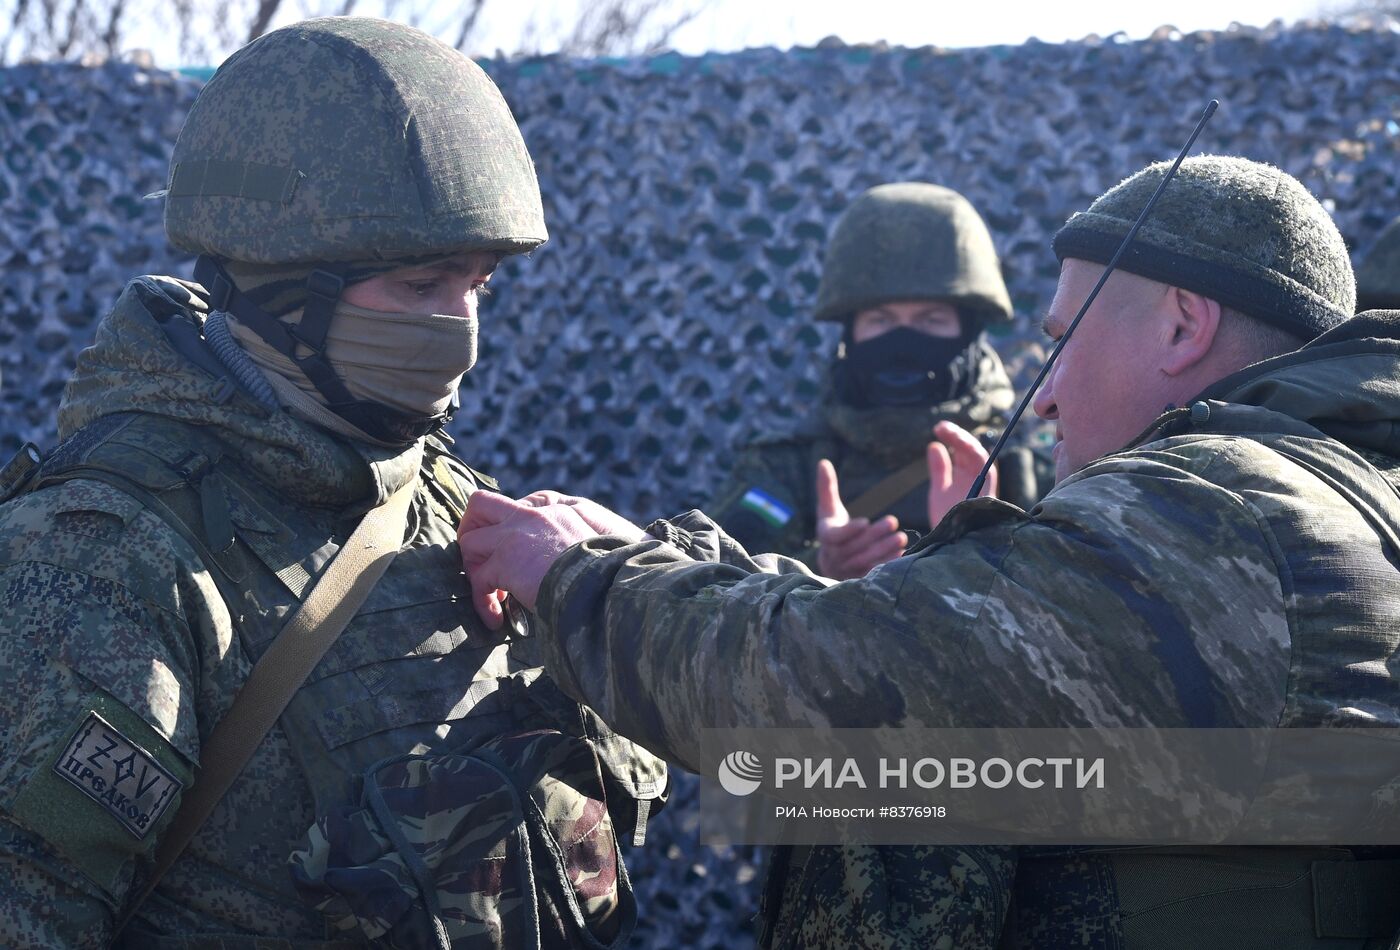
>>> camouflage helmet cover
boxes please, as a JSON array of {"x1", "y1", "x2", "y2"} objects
[
  {"x1": 1356, "y1": 216, "x2": 1400, "y2": 312},
  {"x1": 814, "y1": 182, "x2": 1013, "y2": 325},
  {"x1": 165, "y1": 17, "x2": 547, "y2": 264}
]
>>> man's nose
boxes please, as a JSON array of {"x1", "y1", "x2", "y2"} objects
[{"x1": 442, "y1": 288, "x2": 478, "y2": 320}]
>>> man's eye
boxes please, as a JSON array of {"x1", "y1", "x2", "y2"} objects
[{"x1": 405, "y1": 281, "x2": 438, "y2": 296}]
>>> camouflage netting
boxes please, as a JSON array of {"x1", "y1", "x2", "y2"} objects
[{"x1": 3, "y1": 20, "x2": 1400, "y2": 948}]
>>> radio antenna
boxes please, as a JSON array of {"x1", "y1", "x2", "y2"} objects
[{"x1": 967, "y1": 99, "x2": 1219, "y2": 499}]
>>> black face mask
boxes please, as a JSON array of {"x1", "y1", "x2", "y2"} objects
[{"x1": 836, "y1": 326, "x2": 976, "y2": 409}]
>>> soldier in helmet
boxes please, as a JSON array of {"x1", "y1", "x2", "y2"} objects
[
  {"x1": 708, "y1": 182, "x2": 1047, "y2": 581},
  {"x1": 701, "y1": 184, "x2": 1022, "y2": 950},
  {"x1": 0, "y1": 18, "x2": 664, "y2": 948},
  {"x1": 1356, "y1": 216, "x2": 1400, "y2": 312}
]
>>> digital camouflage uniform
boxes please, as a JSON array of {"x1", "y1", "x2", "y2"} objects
[
  {"x1": 528, "y1": 160, "x2": 1400, "y2": 948},
  {"x1": 0, "y1": 18, "x2": 663, "y2": 949},
  {"x1": 706, "y1": 183, "x2": 1035, "y2": 948}
]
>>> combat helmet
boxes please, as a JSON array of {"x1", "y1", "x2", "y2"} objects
[
  {"x1": 164, "y1": 17, "x2": 546, "y2": 443},
  {"x1": 166, "y1": 16, "x2": 545, "y2": 263},
  {"x1": 813, "y1": 182, "x2": 1012, "y2": 326},
  {"x1": 1356, "y1": 217, "x2": 1400, "y2": 312}
]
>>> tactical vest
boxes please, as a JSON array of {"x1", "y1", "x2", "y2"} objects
[{"x1": 18, "y1": 410, "x2": 667, "y2": 949}]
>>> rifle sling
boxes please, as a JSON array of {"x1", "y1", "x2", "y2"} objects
[
  {"x1": 846, "y1": 456, "x2": 929, "y2": 521},
  {"x1": 116, "y1": 476, "x2": 417, "y2": 933}
]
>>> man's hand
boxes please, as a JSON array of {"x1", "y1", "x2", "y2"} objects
[
  {"x1": 926, "y1": 420, "x2": 997, "y2": 528},
  {"x1": 458, "y1": 490, "x2": 645, "y2": 629},
  {"x1": 815, "y1": 459, "x2": 908, "y2": 580},
  {"x1": 516, "y1": 489, "x2": 648, "y2": 539}
]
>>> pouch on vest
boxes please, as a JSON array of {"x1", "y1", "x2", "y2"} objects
[
  {"x1": 289, "y1": 726, "x2": 638, "y2": 950},
  {"x1": 513, "y1": 671, "x2": 669, "y2": 848}
]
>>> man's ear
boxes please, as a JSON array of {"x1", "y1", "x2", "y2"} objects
[{"x1": 1160, "y1": 286, "x2": 1222, "y2": 376}]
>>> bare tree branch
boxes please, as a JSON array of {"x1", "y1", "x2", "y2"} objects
[
  {"x1": 452, "y1": 0, "x2": 486, "y2": 51},
  {"x1": 101, "y1": 0, "x2": 125, "y2": 55},
  {"x1": 642, "y1": 1, "x2": 700, "y2": 54},
  {"x1": 554, "y1": 0, "x2": 703, "y2": 58},
  {"x1": 2, "y1": 0, "x2": 33, "y2": 63},
  {"x1": 37, "y1": 0, "x2": 59, "y2": 56},
  {"x1": 246, "y1": 0, "x2": 281, "y2": 42},
  {"x1": 56, "y1": 0, "x2": 83, "y2": 57},
  {"x1": 515, "y1": 7, "x2": 546, "y2": 55},
  {"x1": 2, "y1": 0, "x2": 711, "y2": 66}
]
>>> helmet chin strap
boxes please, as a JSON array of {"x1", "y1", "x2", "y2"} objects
[{"x1": 967, "y1": 100, "x2": 1219, "y2": 499}]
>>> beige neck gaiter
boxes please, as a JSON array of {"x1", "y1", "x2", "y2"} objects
[{"x1": 224, "y1": 301, "x2": 479, "y2": 446}]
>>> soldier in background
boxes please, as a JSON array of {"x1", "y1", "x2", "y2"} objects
[
  {"x1": 705, "y1": 182, "x2": 1024, "y2": 948},
  {"x1": 1356, "y1": 215, "x2": 1400, "y2": 312},
  {"x1": 707, "y1": 182, "x2": 1048, "y2": 580},
  {"x1": 0, "y1": 18, "x2": 664, "y2": 948}
]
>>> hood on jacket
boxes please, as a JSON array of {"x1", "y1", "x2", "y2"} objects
[
  {"x1": 1201, "y1": 310, "x2": 1400, "y2": 462},
  {"x1": 58, "y1": 276, "x2": 422, "y2": 509}
]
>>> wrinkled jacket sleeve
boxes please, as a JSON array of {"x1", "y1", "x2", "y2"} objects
[
  {"x1": 536, "y1": 450, "x2": 1294, "y2": 774},
  {"x1": 0, "y1": 480, "x2": 209, "y2": 948}
]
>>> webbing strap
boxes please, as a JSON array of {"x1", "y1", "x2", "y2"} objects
[
  {"x1": 846, "y1": 456, "x2": 928, "y2": 521},
  {"x1": 116, "y1": 477, "x2": 417, "y2": 933}
]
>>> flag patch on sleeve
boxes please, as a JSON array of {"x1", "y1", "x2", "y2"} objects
[
  {"x1": 739, "y1": 488, "x2": 794, "y2": 528},
  {"x1": 52, "y1": 711, "x2": 184, "y2": 838}
]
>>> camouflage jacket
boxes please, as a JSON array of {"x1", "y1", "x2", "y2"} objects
[
  {"x1": 0, "y1": 277, "x2": 663, "y2": 949},
  {"x1": 532, "y1": 311, "x2": 1400, "y2": 948},
  {"x1": 707, "y1": 340, "x2": 1048, "y2": 563}
]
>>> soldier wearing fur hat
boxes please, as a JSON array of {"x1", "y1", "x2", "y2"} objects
[
  {"x1": 459, "y1": 155, "x2": 1400, "y2": 948},
  {"x1": 0, "y1": 18, "x2": 664, "y2": 948},
  {"x1": 707, "y1": 182, "x2": 1048, "y2": 581}
]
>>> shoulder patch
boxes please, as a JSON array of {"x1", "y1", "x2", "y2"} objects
[
  {"x1": 739, "y1": 487, "x2": 795, "y2": 528},
  {"x1": 52, "y1": 711, "x2": 183, "y2": 839}
]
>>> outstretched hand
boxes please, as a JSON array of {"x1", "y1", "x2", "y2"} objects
[
  {"x1": 458, "y1": 490, "x2": 645, "y2": 629},
  {"x1": 926, "y1": 420, "x2": 997, "y2": 529},
  {"x1": 814, "y1": 459, "x2": 908, "y2": 580}
]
